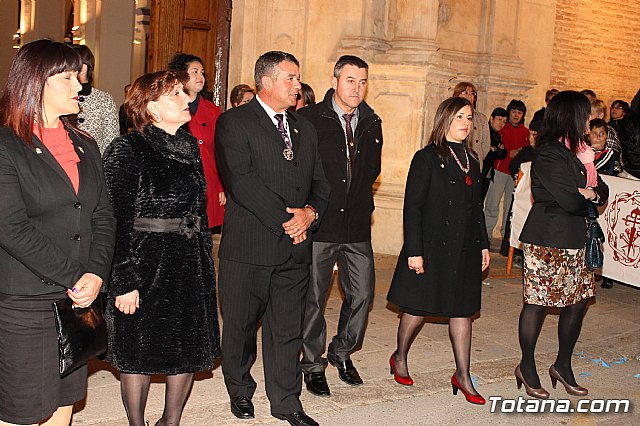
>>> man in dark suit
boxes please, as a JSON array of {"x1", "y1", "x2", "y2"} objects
[
  {"x1": 297, "y1": 55, "x2": 382, "y2": 397},
  {"x1": 215, "y1": 51, "x2": 330, "y2": 426}
]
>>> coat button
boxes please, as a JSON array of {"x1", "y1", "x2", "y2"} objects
[
  {"x1": 78, "y1": 117, "x2": 85, "y2": 123},
  {"x1": 294, "y1": 162, "x2": 298, "y2": 167},
  {"x1": 78, "y1": 97, "x2": 84, "y2": 102},
  {"x1": 73, "y1": 234, "x2": 81, "y2": 241},
  {"x1": 198, "y1": 139, "x2": 204, "y2": 145},
  {"x1": 343, "y1": 179, "x2": 346, "y2": 183},
  {"x1": 202, "y1": 123, "x2": 207, "y2": 126},
  {"x1": 340, "y1": 208, "x2": 345, "y2": 212},
  {"x1": 448, "y1": 200, "x2": 453, "y2": 205},
  {"x1": 476, "y1": 219, "x2": 481, "y2": 224},
  {"x1": 442, "y1": 241, "x2": 447, "y2": 246},
  {"x1": 476, "y1": 239, "x2": 481, "y2": 244},
  {"x1": 296, "y1": 186, "x2": 301, "y2": 191},
  {"x1": 478, "y1": 202, "x2": 482, "y2": 207},
  {"x1": 74, "y1": 202, "x2": 82, "y2": 209},
  {"x1": 445, "y1": 220, "x2": 450, "y2": 226},
  {"x1": 449, "y1": 180, "x2": 456, "y2": 184}
]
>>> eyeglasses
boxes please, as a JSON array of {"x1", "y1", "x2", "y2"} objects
[
  {"x1": 461, "y1": 91, "x2": 477, "y2": 97},
  {"x1": 611, "y1": 105, "x2": 623, "y2": 109}
]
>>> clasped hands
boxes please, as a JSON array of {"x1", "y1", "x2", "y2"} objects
[{"x1": 282, "y1": 207, "x2": 315, "y2": 245}]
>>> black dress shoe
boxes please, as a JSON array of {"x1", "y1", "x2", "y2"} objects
[
  {"x1": 273, "y1": 410, "x2": 319, "y2": 426},
  {"x1": 304, "y1": 372, "x2": 331, "y2": 397},
  {"x1": 327, "y1": 354, "x2": 363, "y2": 386},
  {"x1": 230, "y1": 396, "x2": 254, "y2": 419}
]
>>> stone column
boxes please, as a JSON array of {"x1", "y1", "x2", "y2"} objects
[{"x1": 21, "y1": 0, "x2": 65, "y2": 43}]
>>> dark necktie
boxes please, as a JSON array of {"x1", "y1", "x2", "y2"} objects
[
  {"x1": 343, "y1": 113, "x2": 355, "y2": 173},
  {"x1": 274, "y1": 113, "x2": 292, "y2": 150}
]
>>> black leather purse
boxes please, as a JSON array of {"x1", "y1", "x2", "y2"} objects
[
  {"x1": 585, "y1": 202, "x2": 605, "y2": 270},
  {"x1": 52, "y1": 296, "x2": 107, "y2": 377}
]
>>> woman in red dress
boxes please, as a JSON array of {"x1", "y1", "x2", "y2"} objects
[{"x1": 169, "y1": 53, "x2": 226, "y2": 230}]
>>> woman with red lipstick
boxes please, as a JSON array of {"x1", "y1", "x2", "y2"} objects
[
  {"x1": 168, "y1": 53, "x2": 226, "y2": 231},
  {"x1": 103, "y1": 70, "x2": 220, "y2": 426},
  {"x1": 387, "y1": 97, "x2": 490, "y2": 405},
  {"x1": 0, "y1": 39, "x2": 116, "y2": 425}
]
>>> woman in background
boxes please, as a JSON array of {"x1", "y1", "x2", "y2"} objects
[
  {"x1": 0, "y1": 39, "x2": 115, "y2": 425},
  {"x1": 103, "y1": 70, "x2": 220, "y2": 426},
  {"x1": 229, "y1": 83, "x2": 255, "y2": 107},
  {"x1": 72, "y1": 44, "x2": 120, "y2": 153},
  {"x1": 387, "y1": 97, "x2": 490, "y2": 405},
  {"x1": 169, "y1": 53, "x2": 226, "y2": 231},
  {"x1": 516, "y1": 91, "x2": 608, "y2": 399}
]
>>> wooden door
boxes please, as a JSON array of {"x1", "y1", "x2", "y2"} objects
[{"x1": 147, "y1": 0, "x2": 231, "y2": 108}]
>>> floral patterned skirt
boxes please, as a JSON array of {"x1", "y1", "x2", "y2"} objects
[{"x1": 522, "y1": 243, "x2": 594, "y2": 307}]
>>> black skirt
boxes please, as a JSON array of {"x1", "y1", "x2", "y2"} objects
[{"x1": 0, "y1": 292, "x2": 87, "y2": 424}]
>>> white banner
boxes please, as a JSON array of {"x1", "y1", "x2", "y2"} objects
[{"x1": 510, "y1": 165, "x2": 640, "y2": 288}]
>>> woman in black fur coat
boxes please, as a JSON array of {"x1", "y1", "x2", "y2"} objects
[{"x1": 103, "y1": 70, "x2": 220, "y2": 426}]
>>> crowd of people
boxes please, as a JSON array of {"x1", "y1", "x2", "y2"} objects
[{"x1": 0, "y1": 37, "x2": 635, "y2": 426}]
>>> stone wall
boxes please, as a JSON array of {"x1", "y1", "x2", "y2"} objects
[{"x1": 550, "y1": 0, "x2": 640, "y2": 110}]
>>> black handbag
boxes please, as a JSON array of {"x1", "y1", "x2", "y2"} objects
[
  {"x1": 585, "y1": 202, "x2": 605, "y2": 270},
  {"x1": 52, "y1": 296, "x2": 107, "y2": 377}
]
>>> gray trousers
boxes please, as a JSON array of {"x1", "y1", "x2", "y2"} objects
[
  {"x1": 301, "y1": 241, "x2": 375, "y2": 373},
  {"x1": 484, "y1": 170, "x2": 514, "y2": 240}
]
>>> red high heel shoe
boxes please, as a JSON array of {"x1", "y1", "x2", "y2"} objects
[
  {"x1": 389, "y1": 354, "x2": 413, "y2": 386},
  {"x1": 451, "y1": 374, "x2": 486, "y2": 405}
]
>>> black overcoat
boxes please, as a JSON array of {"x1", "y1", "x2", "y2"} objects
[
  {"x1": 387, "y1": 144, "x2": 490, "y2": 316},
  {"x1": 103, "y1": 125, "x2": 220, "y2": 374}
]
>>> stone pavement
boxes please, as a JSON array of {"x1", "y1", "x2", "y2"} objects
[{"x1": 72, "y1": 251, "x2": 639, "y2": 425}]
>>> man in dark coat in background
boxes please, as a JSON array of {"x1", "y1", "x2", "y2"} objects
[
  {"x1": 298, "y1": 55, "x2": 383, "y2": 397},
  {"x1": 618, "y1": 89, "x2": 640, "y2": 179},
  {"x1": 215, "y1": 51, "x2": 330, "y2": 426}
]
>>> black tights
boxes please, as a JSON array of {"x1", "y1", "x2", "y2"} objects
[
  {"x1": 393, "y1": 313, "x2": 479, "y2": 395},
  {"x1": 518, "y1": 299, "x2": 590, "y2": 388},
  {"x1": 120, "y1": 372, "x2": 194, "y2": 426}
]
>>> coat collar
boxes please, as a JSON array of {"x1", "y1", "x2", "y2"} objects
[{"x1": 318, "y1": 88, "x2": 376, "y2": 121}]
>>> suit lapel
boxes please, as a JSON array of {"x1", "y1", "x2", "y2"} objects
[{"x1": 31, "y1": 134, "x2": 76, "y2": 195}]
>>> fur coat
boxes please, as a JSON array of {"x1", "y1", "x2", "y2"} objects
[{"x1": 102, "y1": 124, "x2": 220, "y2": 374}]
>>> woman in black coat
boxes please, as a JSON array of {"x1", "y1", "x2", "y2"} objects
[
  {"x1": 516, "y1": 91, "x2": 608, "y2": 399},
  {"x1": 103, "y1": 70, "x2": 220, "y2": 426},
  {"x1": 0, "y1": 40, "x2": 116, "y2": 425},
  {"x1": 387, "y1": 97, "x2": 490, "y2": 405}
]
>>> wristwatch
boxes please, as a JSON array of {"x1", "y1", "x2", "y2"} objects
[{"x1": 305, "y1": 204, "x2": 319, "y2": 221}]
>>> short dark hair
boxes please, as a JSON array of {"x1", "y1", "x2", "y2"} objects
[
  {"x1": 299, "y1": 83, "x2": 316, "y2": 106},
  {"x1": 254, "y1": 51, "x2": 299, "y2": 92},
  {"x1": 538, "y1": 90, "x2": 591, "y2": 153},
  {"x1": 491, "y1": 107, "x2": 508, "y2": 118},
  {"x1": 545, "y1": 89, "x2": 559, "y2": 103},
  {"x1": 506, "y1": 99, "x2": 527, "y2": 121},
  {"x1": 611, "y1": 100, "x2": 630, "y2": 114},
  {"x1": 580, "y1": 89, "x2": 597, "y2": 100},
  {"x1": 333, "y1": 55, "x2": 368, "y2": 77},
  {"x1": 125, "y1": 70, "x2": 189, "y2": 131},
  {"x1": 72, "y1": 44, "x2": 95, "y2": 85},
  {"x1": 0, "y1": 39, "x2": 82, "y2": 146},
  {"x1": 589, "y1": 118, "x2": 608, "y2": 130},
  {"x1": 168, "y1": 52, "x2": 207, "y2": 95},
  {"x1": 229, "y1": 84, "x2": 255, "y2": 107},
  {"x1": 528, "y1": 120, "x2": 544, "y2": 133}
]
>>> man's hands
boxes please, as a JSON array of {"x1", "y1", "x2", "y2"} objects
[
  {"x1": 283, "y1": 207, "x2": 316, "y2": 245},
  {"x1": 67, "y1": 273, "x2": 102, "y2": 308}
]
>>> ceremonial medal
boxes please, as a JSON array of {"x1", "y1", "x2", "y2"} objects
[
  {"x1": 448, "y1": 145, "x2": 472, "y2": 187},
  {"x1": 283, "y1": 148, "x2": 294, "y2": 161}
]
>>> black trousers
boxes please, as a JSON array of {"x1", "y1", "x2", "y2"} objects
[
  {"x1": 301, "y1": 241, "x2": 375, "y2": 373},
  {"x1": 218, "y1": 256, "x2": 309, "y2": 416}
]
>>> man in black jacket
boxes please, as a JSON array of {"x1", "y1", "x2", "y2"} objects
[
  {"x1": 215, "y1": 51, "x2": 330, "y2": 426},
  {"x1": 298, "y1": 55, "x2": 383, "y2": 397}
]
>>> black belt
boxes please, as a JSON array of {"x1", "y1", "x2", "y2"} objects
[{"x1": 133, "y1": 214, "x2": 201, "y2": 239}]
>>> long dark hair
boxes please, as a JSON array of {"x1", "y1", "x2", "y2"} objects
[
  {"x1": 0, "y1": 39, "x2": 82, "y2": 146},
  {"x1": 537, "y1": 90, "x2": 591, "y2": 153},
  {"x1": 427, "y1": 97, "x2": 474, "y2": 160},
  {"x1": 72, "y1": 44, "x2": 95, "y2": 85}
]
